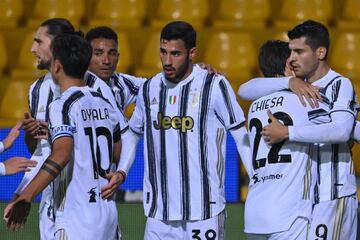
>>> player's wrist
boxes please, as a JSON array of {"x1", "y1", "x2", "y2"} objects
[
  {"x1": 0, "y1": 141, "x2": 4, "y2": 153},
  {"x1": 2, "y1": 137, "x2": 13, "y2": 151},
  {"x1": 116, "y1": 170, "x2": 127, "y2": 183}
]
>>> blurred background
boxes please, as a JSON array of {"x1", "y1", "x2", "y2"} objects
[{"x1": 0, "y1": 0, "x2": 360, "y2": 239}]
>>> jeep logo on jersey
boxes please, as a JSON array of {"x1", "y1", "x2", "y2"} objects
[{"x1": 153, "y1": 113, "x2": 194, "y2": 132}]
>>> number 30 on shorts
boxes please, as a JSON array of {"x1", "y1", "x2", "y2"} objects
[{"x1": 192, "y1": 229, "x2": 217, "y2": 240}]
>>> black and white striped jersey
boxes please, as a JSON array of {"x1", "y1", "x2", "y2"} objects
[
  {"x1": 109, "y1": 72, "x2": 145, "y2": 112},
  {"x1": 311, "y1": 69, "x2": 358, "y2": 202},
  {"x1": 129, "y1": 65, "x2": 246, "y2": 221},
  {"x1": 48, "y1": 86, "x2": 120, "y2": 239},
  {"x1": 245, "y1": 90, "x2": 330, "y2": 234},
  {"x1": 84, "y1": 71, "x2": 129, "y2": 133},
  {"x1": 15, "y1": 73, "x2": 60, "y2": 210}
]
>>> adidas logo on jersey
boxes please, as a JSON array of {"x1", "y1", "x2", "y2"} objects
[
  {"x1": 151, "y1": 97, "x2": 158, "y2": 105},
  {"x1": 153, "y1": 112, "x2": 194, "y2": 132},
  {"x1": 38, "y1": 105, "x2": 46, "y2": 112}
]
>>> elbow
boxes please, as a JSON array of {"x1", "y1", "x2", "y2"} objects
[
  {"x1": 237, "y1": 84, "x2": 251, "y2": 101},
  {"x1": 333, "y1": 127, "x2": 352, "y2": 143}
]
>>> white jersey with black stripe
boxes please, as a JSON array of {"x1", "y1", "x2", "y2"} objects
[
  {"x1": 245, "y1": 90, "x2": 330, "y2": 234},
  {"x1": 312, "y1": 69, "x2": 358, "y2": 202},
  {"x1": 129, "y1": 65, "x2": 246, "y2": 221},
  {"x1": 84, "y1": 71, "x2": 129, "y2": 133},
  {"x1": 15, "y1": 73, "x2": 60, "y2": 212},
  {"x1": 109, "y1": 72, "x2": 145, "y2": 111},
  {"x1": 48, "y1": 86, "x2": 120, "y2": 240}
]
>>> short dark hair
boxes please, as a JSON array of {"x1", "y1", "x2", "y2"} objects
[
  {"x1": 258, "y1": 40, "x2": 291, "y2": 77},
  {"x1": 85, "y1": 26, "x2": 118, "y2": 45},
  {"x1": 51, "y1": 34, "x2": 92, "y2": 79},
  {"x1": 40, "y1": 18, "x2": 76, "y2": 38},
  {"x1": 288, "y1": 20, "x2": 329, "y2": 58},
  {"x1": 160, "y1": 21, "x2": 196, "y2": 50}
]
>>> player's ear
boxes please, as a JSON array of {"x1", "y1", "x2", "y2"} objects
[
  {"x1": 52, "y1": 59, "x2": 62, "y2": 74},
  {"x1": 189, "y1": 47, "x2": 196, "y2": 61},
  {"x1": 317, "y1": 47, "x2": 327, "y2": 61}
]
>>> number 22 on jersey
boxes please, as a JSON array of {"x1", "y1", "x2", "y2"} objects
[{"x1": 249, "y1": 112, "x2": 293, "y2": 170}]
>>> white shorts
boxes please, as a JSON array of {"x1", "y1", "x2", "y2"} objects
[
  {"x1": 144, "y1": 210, "x2": 226, "y2": 240},
  {"x1": 246, "y1": 217, "x2": 309, "y2": 240},
  {"x1": 39, "y1": 202, "x2": 55, "y2": 240},
  {"x1": 54, "y1": 226, "x2": 121, "y2": 240},
  {"x1": 309, "y1": 195, "x2": 357, "y2": 240},
  {"x1": 54, "y1": 229, "x2": 69, "y2": 240}
]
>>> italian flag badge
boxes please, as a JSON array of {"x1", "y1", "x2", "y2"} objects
[{"x1": 169, "y1": 95, "x2": 177, "y2": 104}]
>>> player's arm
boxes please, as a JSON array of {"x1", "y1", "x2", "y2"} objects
[
  {"x1": 0, "y1": 158, "x2": 37, "y2": 176},
  {"x1": 101, "y1": 128, "x2": 141, "y2": 199},
  {"x1": 238, "y1": 77, "x2": 321, "y2": 108},
  {"x1": 213, "y1": 76, "x2": 252, "y2": 173},
  {"x1": 101, "y1": 122, "x2": 123, "y2": 200},
  {"x1": 102, "y1": 85, "x2": 144, "y2": 199},
  {"x1": 116, "y1": 128, "x2": 141, "y2": 175},
  {"x1": 238, "y1": 76, "x2": 291, "y2": 100},
  {"x1": 2, "y1": 122, "x2": 22, "y2": 151},
  {"x1": 230, "y1": 127, "x2": 252, "y2": 176},
  {"x1": 23, "y1": 112, "x2": 40, "y2": 154},
  {"x1": 120, "y1": 73, "x2": 145, "y2": 107},
  {"x1": 262, "y1": 110, "x2": 354, "y2": 144},
  {"x1": 5, "y1": 136, "x2": 73, "y2": 231},
  {"x1": 115, "y1": 84, "x2": 144, "y2": 176},
  {"x1": 262, "y1": 78, "x2": 356, "y2": 144}
]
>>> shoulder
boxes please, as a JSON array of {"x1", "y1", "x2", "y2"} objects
[
  {"x1": 117, "y1": 72, "x2": 146, "y2": 83},
  {"x1": 325, "y1": 70, "x2": 353, "y2": 88}
]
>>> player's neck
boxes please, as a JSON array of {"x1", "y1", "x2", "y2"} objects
[
  {"x1": 306, "y1": 62, "x2": 330, "y2": 84},
  {"x1": 60, "y1": 77, "x2": 86, "y2": 93},
  {"x1": 168, "y1": 64, "x2": 193, "y2": 84}
]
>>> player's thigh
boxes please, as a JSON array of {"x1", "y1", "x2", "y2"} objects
[
  {"x1": 309, "y1": 195, "x2": 357, "y2": 240},
  {"x1": 186, "y1": 210, "x2": 226, "y2": 240},
  {"x1": 144, "y1": 217, "x2": 184, "y2": 240}
]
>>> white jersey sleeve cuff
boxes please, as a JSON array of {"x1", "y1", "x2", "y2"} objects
[
  {"x1": 0, "y1": 141, "x2": 4, "y2": 153},
  {"x1": 0, "y1": 162, "x2": 5, "y2": 176}
]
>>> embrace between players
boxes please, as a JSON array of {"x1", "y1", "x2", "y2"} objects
[{"x1": 2, "y1": 17, "x2": 358, "y2": 240}]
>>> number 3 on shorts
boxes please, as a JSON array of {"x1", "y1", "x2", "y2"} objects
[{"x1": 192, "y1": 229, "x2": 217, "y2": 240}]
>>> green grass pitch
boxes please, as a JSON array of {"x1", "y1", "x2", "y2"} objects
[{"x1": 0, "y1": 202, "x2": 245, "y2": 239}]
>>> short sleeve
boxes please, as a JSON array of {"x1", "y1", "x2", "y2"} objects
[
  {"x1": 213, "y1": 76, "x2": 246, "y2": 130},
  {"x1": 128, "y1": 83, "x2": 145, "y2": 135},
  {"x1": 328, "y1": 78, "x2": 358, "y2": 117},
  {"x1": 48, "y1": 101, "x2": 75, "y2": 143}
]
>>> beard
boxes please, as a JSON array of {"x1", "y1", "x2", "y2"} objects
[
  {"x1": 165, "y1": 59, "x2": 190, "y2": 83},
  {"x1": 37, "y1": 59, "x2": 51, "y2": 70}
]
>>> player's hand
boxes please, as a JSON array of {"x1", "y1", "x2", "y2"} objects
[
  {"x1": 101, "y1": 171, "x2": 125, "y2": 200},
  {"x1": 197, "y1": 63, "x2": 222, "y2": 75},
  {"x1": 2, "y1": 122, "x2": 22, "y2": 151},
  {"x1": 22, "y1": 113, "x2": 40, "y2": 137},
  {"x1": 261, "y1": 110, "x2": 289, "y2": 145},
  {"x1": 5, "y1": 199, "x2": 31, "y2": 231},
  {"x1": 3, "y1": 194, "x2": 19, "y2": 222},
  {"x1": 34, "y1": 121, "x2": 49, "y2": 140},
  {"x1": 289, "y1": 77, "x2": 322, "y2": 108},
  {"x1": 284, "y1": 58, "x2": 296, "y2": 77},
  {"x1": 3, "y1": 157, "x2": 37, "y2": 175}
]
